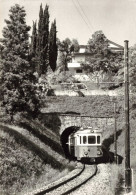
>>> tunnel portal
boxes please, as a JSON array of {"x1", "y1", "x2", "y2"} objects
[{"x1": 60, "y1": 126, "x2": 80, "y2": 160}]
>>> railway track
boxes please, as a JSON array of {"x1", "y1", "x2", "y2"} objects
[{"x1": 33, "y1": 164, "x2": 97, "y2": 195}]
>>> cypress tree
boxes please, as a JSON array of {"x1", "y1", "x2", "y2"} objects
[
  {"x1": 1, "y1": 4, "x2": 40, "y2": 120},
  {"x1": 37, "y1": 4, "x2": 49, "y2": 76},
  {"x1": 43, "y1": 4, "x2": 49, "y2": 72},
  {"x1": 30, "y1": 21, "x2": 37, "y2": 73},
  {"x1": 49, "y1": 19, "x2": 57, "y2": 72},
  {"x1": 36, "y1": 4, "x2": 43, "y2": 75},
  {"x1": 31, "y1": 21, "x2": 37, "y2": 56}
]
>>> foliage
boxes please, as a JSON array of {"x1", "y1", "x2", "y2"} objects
[
  {"x1": 61, "y1": 38, "x2": 71, "y2": 52},
  {"x1": 80, "y1": 62, "x2": 93, "y2": 73},
  {"x1": 51, "y1": 71, "x2": 78, "y2": 84},
  {"x1": 32, "y1": 4, "x2": 50, "y2": 76},
  {"x1": 86, "y1": 31, "x2": 123, "y2": 73},
  {"x1": 57, "y1": 38, "x2": 79, "y2": 72},
  {"x1": 35, "y1": 74, "x2": 52, "y2": 99},
  {"x1": 88, "y1": 30, "x2": 109, "y2": 54},
  {"x1": 49, "y1": 19, "x2": 57, "y2": 72},
  {"x1": 129, "y1": 44, "x2": 136, "y2": 91},
  {"x1": 0, "y1": 123, "x2": 72, "y2": 195},
  {"x1": 59, "y1": 38, "x2": 79, "y2": 54},
  {"x1": 0, "y1": 4, "x2": 40, "y2": 120},
  {"x1": 30, "y1": 4, "x2": 59, "y2": 75},
  {"x1": 116, "y1": 44, "x2": 136, "y2": 92},
  {"x1": 57, "y1": 49, "x2": 68, "y2": 72},
  {"x1": 70, "y1": 39, "x2": 80, "y2": 52},
  {"x1": 30, "y1": 21, "x2": 37, "y2": 73}
]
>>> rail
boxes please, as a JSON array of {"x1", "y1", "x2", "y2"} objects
[
  {"x1": 61, "y1": 165, "x2": 97, "y2": 195},
  {"x1": 33, "y1": 164, "x2": 97, "y2": 195},
  {"x1": 33, "y1": 164, "x2": 85, "y2": 195}
]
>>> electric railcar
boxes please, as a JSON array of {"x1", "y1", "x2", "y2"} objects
[{"x1": 68, "y1": 127, "x2": 103, "y2": 162}]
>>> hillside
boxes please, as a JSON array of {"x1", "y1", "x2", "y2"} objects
[{"x1": 0, "y1": 119, "x2": 75, "y2": 195}]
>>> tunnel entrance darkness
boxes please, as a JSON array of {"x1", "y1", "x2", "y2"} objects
[{"x1": 60, "y1": 126, "x2": 80, "y2": 160}]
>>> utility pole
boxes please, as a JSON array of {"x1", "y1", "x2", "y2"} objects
[
  {"x1": 124, "y1": 40, "x2": 131, "y2": 193},
  {"x1": 114, "y1": 102, "x2": 117, "y2": 164}
]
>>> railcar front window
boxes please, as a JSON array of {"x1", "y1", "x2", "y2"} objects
[
  {"x1": 97, "y1": 136, "x2": 100, "y2": 144},
  {"x1": 83, "y1": 136, "x2": 87, "y2": 144},
  {"x1": 88, "y1": 136, "x2": 96, "y2": 144}
]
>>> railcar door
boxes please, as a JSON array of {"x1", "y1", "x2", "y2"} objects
[{"x1": 69, "y1": 136, "x2": 75, "y2": 157}]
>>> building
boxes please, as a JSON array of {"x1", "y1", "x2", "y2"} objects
[
  {"x1": 67, "y1": 40, "x2": 123, "y2": 75},
  {"x1": 68, "y1": 45, "x2": 89, "y2": 74}
]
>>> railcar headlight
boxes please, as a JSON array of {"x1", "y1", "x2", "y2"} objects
[
  {"x1": 97, "y1": 150, "x2": 101, "y2": 155},
  {"x1": 84, "y1": 151, "x2": 88, "y2": 156},
  {"x1": 97, "y1": 148, "x2": 102, "y2": 155}
]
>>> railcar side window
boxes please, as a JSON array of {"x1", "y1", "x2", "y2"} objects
[
  {"x1": 88, "y1": 136, "x2": 96, "y2": 144},
  {"x1": 83, "y1": 136, "x2": 87, "y2": 144},
  {"x1": 97, "y1": 136, "x2": 100, "y2": 144},
  {"x1": 80, "y1": 136, "x2": 82, "y2": 144}
]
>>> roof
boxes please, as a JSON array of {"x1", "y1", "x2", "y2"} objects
[
  {"x1": 73, "y1": 52, "x2": 93, "y2": 56},
  {"x1": 79, "y1": 45, "x2": 87, "y2": 48},
  {"x1": 74, "y1": 40, "x2": 123, "y2": 54}
]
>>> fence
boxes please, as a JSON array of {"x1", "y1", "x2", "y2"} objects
[{"x1": 54, "y1": 89, "x2": 118, "y2": 96}]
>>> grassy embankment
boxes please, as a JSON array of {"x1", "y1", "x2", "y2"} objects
[{"x1": 0, "y1": 115, "x2": 75, "y2": 195}]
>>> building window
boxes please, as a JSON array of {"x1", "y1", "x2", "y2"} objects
[{"x1": 76, "y1": 69, "x2": 83, "y2": 73}]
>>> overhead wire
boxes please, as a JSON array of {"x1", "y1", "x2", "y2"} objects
[
  {"x1": 71, "y1": 0, "x2": 93, "y2": 34},
  {"x1": 76, "y1": 0, "x2": 94, "y2": 31}
]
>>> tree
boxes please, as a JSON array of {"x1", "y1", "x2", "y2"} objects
[
  {"x1": 1, "y1": 4, "x2": 40, "y2": 120},
  {"x1": 61, "y1": 38, "x2": 72, "y2": 54},
  {"x1": 87, "y1": 31, "x2": 123, "y2": 73},
  {"x1": 128, "y1": 45, "x2": 136, "y2": 91},
  {"x1": 30, "y1": 21, "x2": 37, "y2": 73},
  {"x1": 70, "y1": 39, "x2": 80, "y2": 52},
  {"x1": 36, "y1": 4, "x2": 49, "y2": 75},
  {"x1": 57, "y1": 38, "x2": 71, "y2": 71},
  {"x1": 88, "y1": 30, "x2": 109, "y2": 54},
  {"x1": 57, "y1": 38, "x2": 79, "y2": 71},
  {"x1": 56, "y1": 38, "x2": 67, "y2": 72},
  {"x1": 49, "y1": 19, "x2": 57, "y2": 72}
]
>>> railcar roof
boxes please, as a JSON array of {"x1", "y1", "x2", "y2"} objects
[
  {"x1": 74, "y1": 129, "x2": 103, "y2": 134},
  {"x1": 79, "y1": 128, "x2": 102, "y2": 132}
]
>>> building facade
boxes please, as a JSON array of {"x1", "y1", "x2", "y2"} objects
[{"x1": 67, "y1": 40, "x2": 123, "y2": 75}]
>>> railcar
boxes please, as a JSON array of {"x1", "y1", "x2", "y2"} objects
[{"x1": 68, "y1": 127, "x2": 103, "y2": 162}]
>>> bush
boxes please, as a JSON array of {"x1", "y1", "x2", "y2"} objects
[{"x1": 51, "y1": 71, "x2": 79, "y2": 84}]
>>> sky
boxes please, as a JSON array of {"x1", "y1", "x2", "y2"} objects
[{"x1": 0, "y1": 0, "x2": 136, "y2": 46}]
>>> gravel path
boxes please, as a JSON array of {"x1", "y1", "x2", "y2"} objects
[{"x1": 69, "y1": 164, "x2": 114, "y2": 195}]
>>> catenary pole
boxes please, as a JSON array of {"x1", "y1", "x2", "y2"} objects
[{"x1": 124, "y1": 40, "x2": 131, "y2": 193}]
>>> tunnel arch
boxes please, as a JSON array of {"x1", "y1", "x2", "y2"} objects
[{"x1": 60, "y1": 126, "x2": 80, "y2": 160}]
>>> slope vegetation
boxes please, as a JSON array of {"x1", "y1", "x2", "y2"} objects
[{"x1": 0, "y1": 118, "x2": 74, "y2": 195}]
